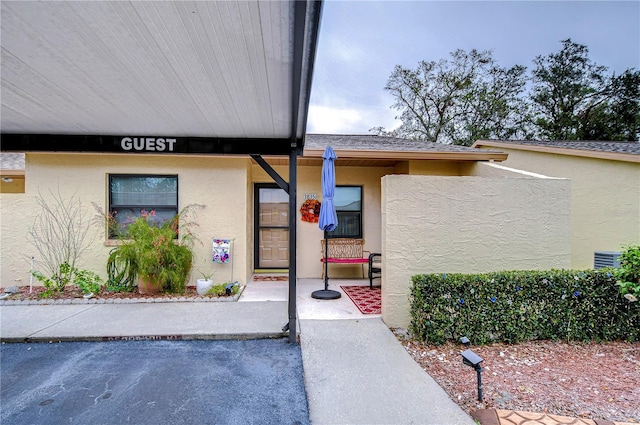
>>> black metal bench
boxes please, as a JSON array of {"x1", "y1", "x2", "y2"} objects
[{"x1": 368, "y1": 253, "x2": 381, "y2": 289}]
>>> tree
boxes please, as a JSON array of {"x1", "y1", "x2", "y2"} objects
[
  {"x1": 376, "y1": 40, "x2": 639, "y2": 144},
  {"x1": 578, "y1": 69, "x2": 640, "y2": 141},
  {"x1": 373, "y1": 49, "x2": 529, "y2": 146},
  {"x1": 530, "y1": 39, "x2": 640, "y2": 141}
]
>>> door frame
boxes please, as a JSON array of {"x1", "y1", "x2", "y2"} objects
[{"x1": 254, "y1": 183, "x2": 290, "y2": 270}]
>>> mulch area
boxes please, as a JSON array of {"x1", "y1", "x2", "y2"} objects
[
  {"x1": 394, "y1": 333, "x2": 640, "y2": 423},
  {"x1": 4, "y1": 285, "x2": 206, "y2": 301}
]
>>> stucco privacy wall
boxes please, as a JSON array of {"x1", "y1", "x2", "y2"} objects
[
  {"x1": 0, "y1": 154, "x2": 251, "y2": 287},
  {"x1": 479, "y1": 148, "x2": 640, "y2": 268},
  {"x1": 381, "y1": 174, "x2": 571, "y2": 328},
  {"x1": 251, "y1": 163, "x2": 390, "y2": 278}
]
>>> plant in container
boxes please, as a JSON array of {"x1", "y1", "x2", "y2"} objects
[
  {"x1": 196, "y1": 268, "x2": 215, "y2": 296},
  {"x1": 104, "y1": 205, "x2": 201, "y2": 295}
]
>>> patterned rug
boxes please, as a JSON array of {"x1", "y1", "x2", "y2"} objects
[{"x1": 340, "y1": 286, "x2": 381, "y2": 314}]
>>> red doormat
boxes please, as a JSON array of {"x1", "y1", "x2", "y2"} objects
[{"x1": 340, "y1": 286, "x2": 381, "y2": 314}]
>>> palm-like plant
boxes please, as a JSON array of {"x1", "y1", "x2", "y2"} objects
[{"x1": 106, "y1": 205, "x2": 201, "y2": 294}]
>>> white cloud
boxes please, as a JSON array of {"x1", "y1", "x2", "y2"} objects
[
  {"x1": 307, "y1": 105, "x2": 362, "y2": 134},
  {"x1": 307, "y1": 105, "x2": 400, "y2": 135}
]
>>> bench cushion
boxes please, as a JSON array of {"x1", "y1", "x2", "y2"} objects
[{"x1": 321, "y1": 258, "x2": 369, "y2": 264}]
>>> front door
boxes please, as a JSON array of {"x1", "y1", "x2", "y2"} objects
[{"x1": 255, "y1": 184, "x2": 289, "y2": 269}]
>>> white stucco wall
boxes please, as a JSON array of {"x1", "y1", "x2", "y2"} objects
[
  {"x1": 477, "y1": 148, "x2": 640, "y2": 268},
  {"x1": 381, "y1": 173, "x2": 571, "y2": 328},
  {"x1": 0, "y1": 153, "x2": 251, "y2": 287}
]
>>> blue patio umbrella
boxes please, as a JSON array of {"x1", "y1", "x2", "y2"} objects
[{"x1": 312, "y1": 146, "x2": 341, "y2": 300}]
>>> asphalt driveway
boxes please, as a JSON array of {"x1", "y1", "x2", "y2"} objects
[{"x1": 0, "y1": 339, "x2": 309, "y2": 425}]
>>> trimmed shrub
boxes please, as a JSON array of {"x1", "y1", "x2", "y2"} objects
[
  {"x1": 409, "y1": 270, "x2": 639, "y2": 345},
  {"x1": 614, "y1": 245, "x2": 640, "y2": 301}
]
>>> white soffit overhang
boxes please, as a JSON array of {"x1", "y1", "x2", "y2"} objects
[{"x1": 1, "y1": 0, "x2": 321, "y2": 152}]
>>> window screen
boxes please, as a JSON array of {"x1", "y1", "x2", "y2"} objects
[
  {"x1": 108, "y1": 175, "x2": 178, "y2": 238},
  {"x1": 329, "y1": 186, "x2": 362, "y2": 239}
]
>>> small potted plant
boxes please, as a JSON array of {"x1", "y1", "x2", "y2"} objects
[{"x1": 196, "y1": 269, "x2": 215, "y2": 295}]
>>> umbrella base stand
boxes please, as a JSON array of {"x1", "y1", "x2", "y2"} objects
[{"x1": 311, "y1": 289, "x2": 341, "y2": 300}]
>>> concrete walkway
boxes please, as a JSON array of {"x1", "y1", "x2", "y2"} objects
[
  {"x1": 300, "y1": 319, "x2": 474, "y2": 424},
  {"x1": 0, "y1": 278, "x2": 475, "y2": 425}
]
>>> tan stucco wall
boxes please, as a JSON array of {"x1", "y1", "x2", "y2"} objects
[
  {"x1": 393, "y1": 160, "x2": 463, "y2": 175},
  {"x1": 0, "y1": 176, "x2": 25, "y2": 193},
  {"x1": 381, "y1": 174, "x2": 571, "y2": 328},
  {"x1": 0, "y1": 154, "x2": 391, "y2": 287},
  {"x1": 0, "y1": 153, "x2": 251, "y2": 287},
  {"x1": 476, "y1": 148, "x2": 640, "y2": 268},
  {"x1": 406, "y1": 160, "x2": 464, "y2": 175}
]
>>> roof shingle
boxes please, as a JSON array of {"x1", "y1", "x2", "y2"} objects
[
  {"x1": 476, "y1": 140, "x2": 640, "y2": 155},
  {"x1": 305, "y1": 134, "x2": 498, "y2": 153}
]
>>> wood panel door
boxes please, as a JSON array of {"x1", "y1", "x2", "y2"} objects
[{"x1": 255, "y1": 185, "x2": 289, "y2": 269}]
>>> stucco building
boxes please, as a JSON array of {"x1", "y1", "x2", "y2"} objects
[
  {"x1": 1, "y1": 134, "x2": 582, "y2": 328},
  {"x1": 473, "y1": 140, "x2": 640, "y2": 269},
  {"x1": 1, "y1": 1, "x2": 636, "y2": 332}
]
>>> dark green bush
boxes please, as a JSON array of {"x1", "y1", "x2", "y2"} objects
[
  {"x1": 614, "y1": 245, "x2": 640, "y2": 300},
  {"x1": 409, "y1": 270, "x2": 639, "y2": 345}
]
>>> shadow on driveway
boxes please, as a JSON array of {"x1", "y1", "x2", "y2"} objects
[{"x1": 1, "y1": 339, "x2": 309, "y2": 425}]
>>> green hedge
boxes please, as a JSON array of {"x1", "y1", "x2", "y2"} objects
[{"x1": 409, "y1": 270, "x2": 639, "y2": 345}]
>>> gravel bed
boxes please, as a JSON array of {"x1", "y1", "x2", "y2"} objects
[{"x1": 395, "y1": 333, "x2": 639, "y2": 422}]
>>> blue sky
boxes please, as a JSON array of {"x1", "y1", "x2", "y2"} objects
[{"x1": 307, "y1": 1, "x2": 640, "y2": 135}]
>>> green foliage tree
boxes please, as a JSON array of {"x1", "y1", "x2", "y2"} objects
[
  {"x1": 377, "y1": 39, "x2": 639, "y2": 144},
  {"x1": 374, "y1": 49, "x2": 530, "y2": 146},
  {"x1": 528, "y1": 39, "x2": 639, "y2": 141}
]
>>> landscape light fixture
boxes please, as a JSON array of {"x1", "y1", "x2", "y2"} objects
[{"x1": 459, "y1": 336, "x2": 484, "y2": 402}]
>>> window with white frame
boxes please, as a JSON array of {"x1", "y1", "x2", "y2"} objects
[
  {"x1": 108, "y1": 174, "x2": 178, "y2": 238},
  {"x1": 329, "y1": 185, "x2": 362, "y2": 239}
]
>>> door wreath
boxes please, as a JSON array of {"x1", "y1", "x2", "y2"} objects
[{"x1": 300, "y1": 199, "x2": 321, "y2": 223}]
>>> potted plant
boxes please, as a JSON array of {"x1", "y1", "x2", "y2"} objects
[
  {"x1": 106, "y1": 206, "x2": 200, "y2": 295},
  {"x1": 196, "y1": 269, "x2": 215, "y2": 296}
]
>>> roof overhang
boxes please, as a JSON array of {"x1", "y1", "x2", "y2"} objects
[
  {"x1": 303, "y1": 147, "x2": 508, "y2": 162},
  {"x1": 473, "y1": 140, "x2": 640, "y2": 163},
  {"x1": 1, "y1": 0, "x2": 322, "y2": 155}
]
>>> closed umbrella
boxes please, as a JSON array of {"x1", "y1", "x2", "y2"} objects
[{"x1": 312, "y1": 146, "x2": 341, "y2": 299}]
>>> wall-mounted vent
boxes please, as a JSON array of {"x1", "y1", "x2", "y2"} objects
[{"x1": 594, "y1": 251, "x2": 621, "y2": 269}]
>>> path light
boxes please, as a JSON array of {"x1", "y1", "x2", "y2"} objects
[{"x1": 459, "y1": 336, "x2": 484, "y2": 402}]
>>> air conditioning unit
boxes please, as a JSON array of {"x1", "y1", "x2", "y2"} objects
[{"x1": 594, "y1": 251, "x2": 621, "y2": 269}]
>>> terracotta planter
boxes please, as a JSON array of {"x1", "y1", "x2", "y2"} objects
[{"x1": 138, "y1": 277, "x2": 162, "y2": 295}]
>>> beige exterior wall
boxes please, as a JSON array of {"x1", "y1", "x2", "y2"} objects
[
  {"x1": 477, "y1": 148, "x2": 640, "y2": 268},
  {"x1": 0, "y1": 174, "x2": 25, "y2": 193},
  {"x1": 381, "y1": 174, "x2": 571, "y2": 328},
  {"x1": 393, "y1": 160, "x2": 463, "y2": 176},
  {"x1": 0, "y1": 153, "x2": 252, "y2": 287},
  {"x1": 0, "y1": 153, "x2": 394, "y2": 288},
  {"x1": 406, "y1": 160, "x2": 464, "y2": 176}
]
